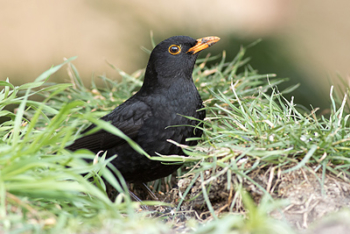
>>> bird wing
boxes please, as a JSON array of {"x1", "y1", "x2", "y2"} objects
[{"x1": 66, "y1": 98, "x2": 152, "y2": 152}]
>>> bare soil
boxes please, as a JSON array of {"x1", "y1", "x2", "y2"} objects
[{"x1": 144, "y1": 166, "x2": 350, "y2": 233}]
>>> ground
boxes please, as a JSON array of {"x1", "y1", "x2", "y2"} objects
[{"x1": 135, "y1": 166, "x2": 350, "y2": 233}]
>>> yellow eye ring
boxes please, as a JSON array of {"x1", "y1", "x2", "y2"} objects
[{"x1": 168, "y1": 44, "x2": 181, "y2": 55}]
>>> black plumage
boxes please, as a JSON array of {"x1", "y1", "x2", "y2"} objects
[{"x1": 67, "y1": 36, "x2": 220, "y2": 183}]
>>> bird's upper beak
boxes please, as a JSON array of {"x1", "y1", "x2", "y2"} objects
[{"x1": 187, "y1": 36, "x2": 220, "y2": 54}]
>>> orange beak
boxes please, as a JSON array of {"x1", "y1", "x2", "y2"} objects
[{"x1": 187, "y1": 36, "x2": 220, "y2": 54}]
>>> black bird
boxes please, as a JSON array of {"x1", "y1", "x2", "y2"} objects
[{"x1": 67, "y1": 36, "x2": 220, "y2": 183}]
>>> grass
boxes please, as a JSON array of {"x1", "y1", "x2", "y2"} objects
[{"x1": 0, "y1": 44, "x2": 350, "y2": 233}]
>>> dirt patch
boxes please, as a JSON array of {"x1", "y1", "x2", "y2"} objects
[
  {"x1": 273, "y1": 169, "x2": 350, "y2": 229},
  {"x1": 146, "y1": 167, "x2": 350, "y2": 233}
]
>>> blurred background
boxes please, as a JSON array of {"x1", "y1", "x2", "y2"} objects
[{"x1": 1, "y1": 0, "x2": 350, "y2": 110}]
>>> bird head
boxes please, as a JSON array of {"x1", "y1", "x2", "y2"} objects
[{"x1": 143, "y1": 36, "x2": 220, "y2": 88}]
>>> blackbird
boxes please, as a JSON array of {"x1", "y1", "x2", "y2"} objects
[{"x1": 67, "y1": 36, "x2": 220, "y2": 183}]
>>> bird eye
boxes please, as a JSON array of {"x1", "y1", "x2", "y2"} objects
[{"x1": 168, "y1": 44, "x2": 181, "y2": 55}]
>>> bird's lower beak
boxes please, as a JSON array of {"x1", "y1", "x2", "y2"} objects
[{"x1": 187, "y1": 36, "x2": 220, "y2": 54}]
